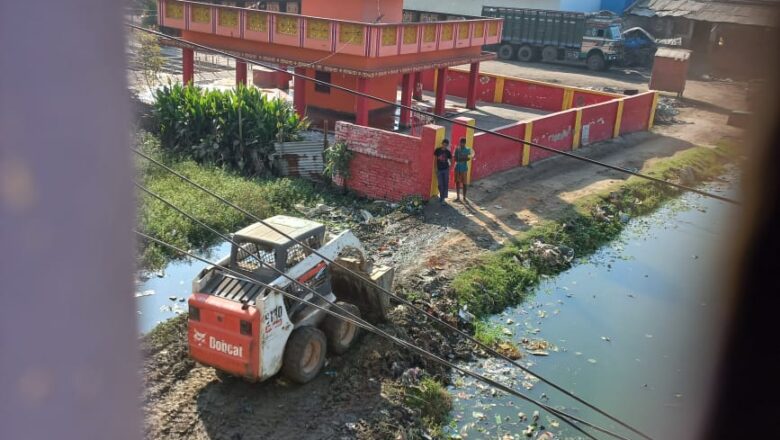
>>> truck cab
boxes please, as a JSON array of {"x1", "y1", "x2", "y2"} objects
[{"x1": 580, "y1": 12, "x2": 624, "y2": 70}]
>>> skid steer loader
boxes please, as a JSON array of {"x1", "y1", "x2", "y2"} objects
[{"x1": 187, "y1": 215, "x2": 394, "y2": 383}]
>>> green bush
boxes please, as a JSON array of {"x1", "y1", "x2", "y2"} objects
[
  {"x1": 153, "y1": 83, "x2": 307, "y2": 176},
  {"x1": 404, "y1": 377, "x2": 452, "y2": 433},
  {"x1": 323, "y1": 141, "x2": 354, "y2": 186}
]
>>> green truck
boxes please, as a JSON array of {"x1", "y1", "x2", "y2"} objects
[{"x1": 482, "y1": 6, "x2": 624, "y2": 71}]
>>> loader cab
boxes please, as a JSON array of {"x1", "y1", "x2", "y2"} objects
[{"x1": 229, "y1": 216, "x2": 327, "y2": 281}]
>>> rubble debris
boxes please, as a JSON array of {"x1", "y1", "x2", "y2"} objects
[
  {"x1": 458, "y1": 306, "x2": 476, "y2": 324},
  {"x1": 400, "y1": 367, "x2": 423, "y2": 386},
  {"x1": 654, "y1": 97, "x2": 682, "y2": 125},
  {"x1": 526, "y1": 240, "x2": 575, "y2": 270}
]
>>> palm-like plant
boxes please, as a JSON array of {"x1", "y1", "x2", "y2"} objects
[{"x1": 152, "y1": 83, "x2": 308, "y2": 176}]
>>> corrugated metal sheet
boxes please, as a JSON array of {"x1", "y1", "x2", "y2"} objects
[
  {"x1": 628, "y1": 0, "x2": 780, "y2": 27},
  {"x1": 272, "y1": 141, "x2": 325, "y2": 179}
]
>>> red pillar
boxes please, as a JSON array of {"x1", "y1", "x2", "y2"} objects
[
  {"x1": 434, "y1": 67, "x2": 448, "y2": 116},
  {"x1": 182, "y1": 47, "x2": 194, "y2": 85},
  {"x1": 355, "y1": 77, "x2": 369, "y2": 126},
  {"x1": 235, "y1": 60, "x2": 247, "y2": 86},
  {"x1": 293, "y1": 67, "x2": 307, "y2": 118},
  {"x1": 413, "y1": 71, "x2": 423, "y2": 101},
  {"x1": 400, "y1": 73, "x2": 414, "y2": 128},
  {"x1": 466, "y1": 62, "x2": 479, "y2": 110},
  {"x1": 277, "y1": 64, "x2": 291, "y2": 89}
]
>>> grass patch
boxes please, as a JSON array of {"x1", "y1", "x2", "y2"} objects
[
  {"x1": 453, "y1": 145, "x2": 737, "y2": 319},
  {"x1": 136, "y1": 131, "x2": 355, "y2": 270},
  {"x1": 474, "y1": 320, "x2": 511, "y2": 347},
  {"x1": 403, "y1": 377, "x2": 452, "y2": 437},
  {"x1": 474, "y1": 320, "x2": 522, "y2": 359}
]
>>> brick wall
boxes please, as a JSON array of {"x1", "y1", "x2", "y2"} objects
[
  {"x1": 334, "y1": 122, "x2": 434, "y2": 202},
  {"x1": 420, "y1": 67, "x2": 621, "y2": 111},
  {"x1": 471, "y1": 122, "x2": 526, "y2": 181},
  {"x1": 580, "y1": 101, "x2": 619, "y2": 146},
  {"x1": 620, "y1": 92, "x2": 656, "y2": 135},
  {"x1": 528, "y1": 110, "x2": 577, "y2": 163}
]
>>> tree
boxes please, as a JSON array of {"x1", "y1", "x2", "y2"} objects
[{"x1": 137, "y1": 32, "x2": 165, "y2": 95}]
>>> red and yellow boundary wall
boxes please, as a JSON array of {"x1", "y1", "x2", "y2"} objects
[
  {"x1": 421, "y1": 67, "x2": 621, "y2": 112},
  {"x1": 335, "y1": 72, "x2": 659, "y2": 201}
]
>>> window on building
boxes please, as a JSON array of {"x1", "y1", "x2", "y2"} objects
[{"x1": 315, "y1": 70, "x2": 331, "y2": 94}]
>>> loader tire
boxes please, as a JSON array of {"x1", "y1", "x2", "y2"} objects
[
  {"x1": 323, "y1": 302, "x2": 361, "y2": 355},
  {"x1": 282, "y1": 326, "x2": 327, "y2": 384}
]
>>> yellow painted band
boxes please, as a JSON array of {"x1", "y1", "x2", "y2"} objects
[
  {"x1": 433, "y1": 69, "x2": 438, "y2": 94},
  {"x1": 648, "y1": 91, "x2": 659, "y2": 129},
  {"x1": 464, "y1": 118, "x2": 476, "y2": 184},
  {"x1": 430, "y1": 126, "x2": 446, "y2": 198},
  {"x1": 522, "y1": 121, "x2": 533, "y2": 166},
  {"x1": 493, "y1": 76, "x2": 505, "y2": 103},
  {"x1": 573, "y1": 109, "x2": 583, "y2": 150},
  {"x1": 613, "y1": 99, "x2": 625, "y2": 138},
  {"x1": 562, "y1": 88, "x2": 574, "y2": 110}
]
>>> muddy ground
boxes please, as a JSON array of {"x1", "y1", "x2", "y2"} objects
[{"x1": 139, "y1": 58, "x2": 745, "y2": 440}]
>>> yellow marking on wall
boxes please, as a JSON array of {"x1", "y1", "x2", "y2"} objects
[
  {"x1": 463, "y1": 118, "x2": 476, "y2": 184},
  {"x1": 522, "y1": 121, "x2": 533, "y2": 166},
  {"x1": 433, "y1": 69, "x2": 438, "y2": 94},
  {"x1": 493, "y1": 76, "x2": 505, "y2": 103},
  {"x1": 430, "y1": 126, "x2": 446, "y2": 198},
  {"x1": 613, "y1": 99, "x2": 625, "y2": 138},
  {"x1": 562, "y1": 88, "x2": 575, "y2": 110},
  {"x1": 572, "y1": 109, "x2": 583, "y2": 150},
  {"x1": 648, "y1": 91, "x2": 660, "y2": 129}
]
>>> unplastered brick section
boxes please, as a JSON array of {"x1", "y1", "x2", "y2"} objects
[{"x1": 335, "y1": 122, "x2": 430, "y2": 202}]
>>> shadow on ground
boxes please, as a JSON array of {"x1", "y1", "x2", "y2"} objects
[{"x1": 419, "y1": 132, "x2": 695, "y2": 255}]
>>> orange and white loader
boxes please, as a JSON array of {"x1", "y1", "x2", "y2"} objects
[{"x1": 187, "y1": 215, "x2": 394, "y2": 383}]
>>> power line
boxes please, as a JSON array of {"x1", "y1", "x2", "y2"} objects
[
  {"x1": 134, "y1": 148, "x2": 654, "y2": 440},
  {"x1": 136, "y1": 179, "x2": 613, "y2": 439},
  {"x1": 134, "y1": 229, "x2": 635, "y2": 440},
  {"x1": 134, "y1": 182, "x2": 603, "y2": 439},
  {"x1": 127, "y1": 22, "x2": 739, "y2": 206}
]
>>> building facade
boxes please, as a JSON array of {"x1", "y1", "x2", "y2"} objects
[{"x1": 159, "y1": 0, "x2": 503, "y2": 128}]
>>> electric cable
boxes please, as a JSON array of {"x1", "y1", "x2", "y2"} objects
[
  {"x1": 135, "y1": 148, "x2": 654, "y2": 440},
  {"x1": 136, "y1": 179, "x2": 608, "y2": 440},
  {"x1": 127, "y1": 22, "x2": 739, "y2": 206},
  {"x1": 135, "y1": 229, "x2": 637, "y2": 440}
]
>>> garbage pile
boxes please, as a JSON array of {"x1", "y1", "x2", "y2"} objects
[
  {"x1": 654, "y1": 97, "x2": 681, "y2": 125},
  {"x1": 525, "y1": 240, "x2": 575, "y2": 271}
]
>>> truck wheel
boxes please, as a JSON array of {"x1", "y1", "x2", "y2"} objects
[
  {"x1": 281, "y1": 326, "x2": 327, "y2": 384},
  {"x1": 542, "y1": 46, "x2": 558, "y2": 62},
  {"x1": 498, "y1": 44, "x2": 515, "y2": 60},
  {"x1": 516, "y1": 45, "x2": 534, "y2": 62},
  {"x1": 587, "y1": 52, "x2": 606, "y2": 71},
  {"x1": 323, "y1": 302, "x2": 361, "y2": 355}
]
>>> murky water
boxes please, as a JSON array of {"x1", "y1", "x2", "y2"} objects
[
  {"x1": 135, "y1": 242, "x2": 230, "y2": 334},
  {"x1": 447, "y1": 177, "x2": 738, "y2": 440}
]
